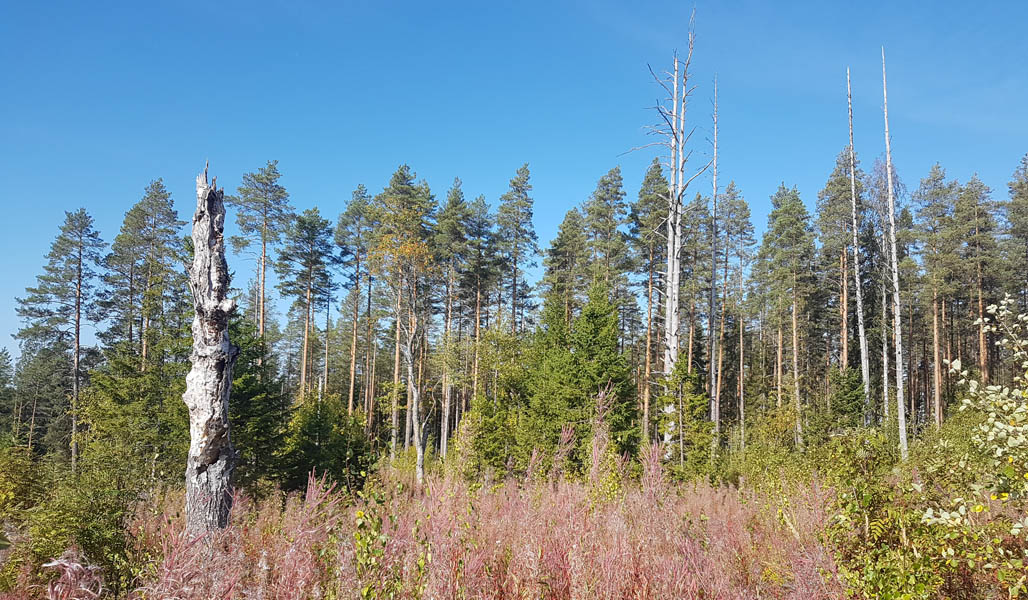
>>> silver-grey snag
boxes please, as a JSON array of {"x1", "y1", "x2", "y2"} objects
[{"x1": 183, "y1": 163, "x2": 238, "y2": 536}]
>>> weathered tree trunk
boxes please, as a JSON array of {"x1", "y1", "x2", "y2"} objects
[
  {"x1": 847, "y1": 68, "x2": 872, "y2": 422},
  {"x1": 72, "y1": 244, "x2": 82, "y2": 473},
  {"x1": 390, "y1": 289, "x2": 401, "y2": 459},
  {"x1": 441, "y1": 261, "x2": 454, "y2": 459},
  {"x1": 642, "y1": 242, "x2": 654, "y2": 444},
  {"x1": 791, "y1": 279, "x2": 802, "y2": 445},
  {"x1": 348, "y1": 253, "x2": 360, "y2": 414},
  {"x1": 472, "y1": 280, "x2": 482, "y2": 401},
  {"x1": 709, "y1": 78, "x2": 719, "y2": 435},
  {"x1": 840, "y1": 250, "x2": 848, "y2": 368},
  {"x1": 299, "y1": 266, "x2": 313, "y2": 394},
  {"x1": 882, "y1": 48, "x2": 908, "y2": 459},
  {"x1": 183, "y1": 164, "x2": 238, "y2": 537},
  {"x1": 932, "y1": 292, "x2": 942, "y2": 426},
  {"x1": 738, "y1": 269, "x2": 745, "y2": 450}
]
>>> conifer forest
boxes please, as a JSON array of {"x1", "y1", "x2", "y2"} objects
[{"x1": 2, "y1": 5, "x2": 1027, "y2": 599}]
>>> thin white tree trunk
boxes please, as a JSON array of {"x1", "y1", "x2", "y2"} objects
[
  {"x1": 847, "y1": 68, "x2": 872, "y2": 423},
  {"x1": 183, "y1": 164, "x2": 238, "y2": 536},
  {"x1": 882, "y1": 48, "x2": 907, "y2": 459}
]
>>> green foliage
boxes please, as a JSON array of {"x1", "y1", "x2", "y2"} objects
[
  {"x1": 519, "y1": 284, "x2": 636, "y2": 472},
  {"x1": 281, "y1": 393, "x2": 375, "y2": 493},
  {"x1": 657, "y1": 362, "x2": 711, "y2": 480}
]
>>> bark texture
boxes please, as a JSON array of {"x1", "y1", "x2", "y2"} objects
[{"x1": 183, "y1": 164, "x2": 238, "y2": 537}]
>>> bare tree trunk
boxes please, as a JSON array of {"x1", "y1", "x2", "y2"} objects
[
  {"x1": 72, "y1": 245, "x2": 82, "y2": 473},
  {"x1": 738, "y1": 269, "x2": 745, "y2": 450},
  {"x1": 259, "y1": 235, "x2": 267, "y2": 337},
  {"x1": 882, "y1": 48, "x2": 908, "y2": 459},
  {"x1": 643, "y1": 243, "x2": 654, "y2": 444},
  {"x1": 709, "y1": 77, "x2": 719, "y2": 435},
  {"x1": 792, "y1": 281, "x2": 802, "y2": 445},
  {"x1": 299, "y1": 267, "x2": 312, "y2": 394},
  {"x1": 441, "y1": 262, "x2": 454, "y2": 459},
  {"x1": 932, "y1": 292, "x2": 942, "y2": 426},
  {"x1": 472, "y1": 280, "x2": 482, "y2": 401},
  {"x1": 183, "y1": 164, "x2": 238, "y2": 537},
  {"x1": 390, "y1": 287, "x2": 401, "y2": 459},
  {"x1": 323, "y1": 296, "x2": 330, "y2": 396},
  {"x1": 348, "y1": 254, "x2": 361, "y2": 414},
  {"x1": 776, "y1": 324, "x2": 783, "y2": 407},
  {"x1": 847, "y1": 68, "x2": 872, "y2": 422},
  {"x1": 882, "y1": 280, "x2": 890, "y2": 420},
  {"x1": 840, "y1": 250, "x2": 848, "y2": 368}
]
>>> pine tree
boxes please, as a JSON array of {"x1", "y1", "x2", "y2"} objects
[
  {"x1": 1006, "y1": 155, "x2": 1028, "y2": 310},
  {"x1": 276, "y1": 208, "x2": 335, "y2": 396},
  {"x1": 756, "y1": 184, "x2": 814, "y2": 444},
  {"x1": 913, "y1": 164, "x2": 958, "y2": 426},
  {"x1": 15, "y1": 209, "x2": 104, "y2": 470},
  {"x1": 228, "y1": 160, "x2": 293, "y2": 338},
  {"x1": 461, "y1": 195, "x2": 499, "y2": 404},
  {"x1": 817, "y1": 151, "x2": 859, "y2": 371},
  {"x1": 434, "y1": 178, "x2": 471, "y2": 459},
  {"x1": 583, "y1": 166, "x2": 630, "y2": 288},
  {"x1": 496, "y1": 164, "x2": 538, "y2": 333},
  {"x1": 100, "y1": 180, "x2": 187, "y2": 370},
  {"x1": 373, "y1": 165, "x2": 436, "y2": 469},
  {"x1": 954, "y1": 175, "x2": 1000, "y2": 383},
  {"x1": 336, "y1": 184, "x2": 376, "y2": 414},
  {"x1": 628, "y1": 158, "x2": 668, "y2": 443},
  {"x1": 541, "y1": 208, "x2": 589, "y2": 327}
]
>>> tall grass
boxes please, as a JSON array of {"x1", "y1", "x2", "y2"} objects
[{"x1": 115, "y1": 454, "x2": 839, "y2": 599}]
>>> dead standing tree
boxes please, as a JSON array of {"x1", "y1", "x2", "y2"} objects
[
  {"x1": 643, "y1": 14, "x2": 713, "y2": 449},
  {"x1": 183, "y1": 163, "x2": 238, "y2": 536}
]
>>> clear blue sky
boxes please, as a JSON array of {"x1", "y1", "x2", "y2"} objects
[{"x1": 2, "y1": 1, "x2": 1026, "y2": 357}]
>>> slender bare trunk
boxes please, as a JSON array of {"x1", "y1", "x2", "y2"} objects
[
  {"x1": 847, "y1": 68, "x2": 872, "y2": 421},
  {"x1": 709, "y1": 78, "x2": 719, "y2": 434},
  {"x1": 882, "y1": 48, "x2": 908, "y2": 459},
  {"x1": 348, "y1": 254, "x2": 361, "y2": 414},
  {"x1": 299, "y1": 267, "x2": 312, "y2": 394},
  {"x1": 932, "y1": 291, "x2": 942, "y2": 427},
  {"x1": 72, "y1": 245, "x2": 81, "y2": 473},
  {"x1": 390, "y1": 288, "x2": 401, "y2": 459},
  {"x1": 840, "y1": 250, "x2": 848, "y2": 368},
  {"x1": 643, "y1": 242, "x2": 654, "y2": 444},
  {"x1": 792, "y1": 280, "x2": 802, "y2": 445}
]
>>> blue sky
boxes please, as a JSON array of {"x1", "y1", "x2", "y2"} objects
[{"x1": 2, "y1": 1, "x2": 1026, "y2": 357}]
